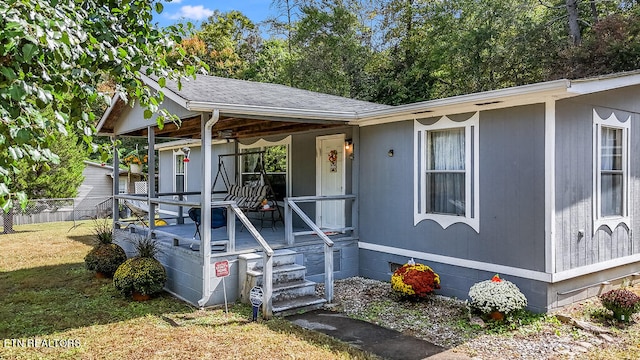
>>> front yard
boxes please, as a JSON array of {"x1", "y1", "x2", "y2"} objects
[
  {"x1": 0, "y1": 221, "x2": 374, "y2": 360},
  {"x1": 2, "y1": 221, "x2": 640, "y2": 360}
]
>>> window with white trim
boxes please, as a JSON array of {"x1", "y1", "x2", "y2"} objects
[
  {"x1": 415, "y1": 113, "x2": 479, "y2": 232},
  {"x1": 593, "y1": 110, "x2": 630, "y2": 232},
  {"x1": 173, "y1": 149, "x2": 187, "y2": 194}
]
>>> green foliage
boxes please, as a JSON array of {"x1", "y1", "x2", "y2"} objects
[
  {"x1": 551, "y1": 12, "x2": 640, "y2": 79},
  {"x1": 480, "y1": 309, "x2": 547, "y2": 334},
  {"x1": 113, "y1": 257, "x2": 167, "y2": 296},
  {"x1": 0, "y1": 0, "x2": 201, "y2": 210},
  {"x1": 243, "y1": 39, "x2": 291, "y2": 84},
  {"x1": 11, "y1": 124, "x2": 85, "y2": 199},
  {"x1": 92, "y1": 218, "x2": 114, "y2": 245},
  {"x1": 196, "y1": 10, "x2": 260, "y2": 78},
  {"x1": 289, "y1": 3, "x2": 372, "y2": 98},
  {"x1": 599, "y1": 289, "x2": 640, "y2": 322},
  {"x1": 84, "y1": 243, "x2": 127, "y2": 276},
  {"x1": 167, "y1": 0, "x2": 640, "y2": 108},
  {"x1": 131, "y1": 236, "x2": 162, "y2": 259}
]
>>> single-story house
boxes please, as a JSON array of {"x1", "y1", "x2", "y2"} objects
[{"x1": 97, "y1": 70, "x2": 640, "y2": 315}]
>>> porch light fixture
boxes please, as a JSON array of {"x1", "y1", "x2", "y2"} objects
[
  {"x1": 388, "y1": 149, "x2": 394, "y2": 157},
  {"x1": 345, "y1": 139, "x2": 353, "y2": 150}
]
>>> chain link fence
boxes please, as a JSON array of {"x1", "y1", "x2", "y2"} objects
[{"x1": 1, "y1": 196, "x2": 115, "y2": 231}]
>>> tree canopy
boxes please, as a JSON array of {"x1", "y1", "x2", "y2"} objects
[
  {"x1": 175, "y1": 0, "x2": 640, "y2": 103},
  {"x1": 0, "y1": 0, "x2": 201, "y2": 211}
]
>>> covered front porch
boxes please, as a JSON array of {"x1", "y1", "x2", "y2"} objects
[
  {"x1": 113, "y1": 194, "x2": 359, "y2": 317},
  {"x1": 96, "y1": 73, "x2": 388, "y2": 317}
]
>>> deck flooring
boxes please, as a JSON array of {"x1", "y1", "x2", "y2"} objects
[{"x1": 120, "y1": 217, "x2": 351, "y2": 254}]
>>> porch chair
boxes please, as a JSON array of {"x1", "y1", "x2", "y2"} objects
[
  {"x1": 187, "y1": 207, "x2": 226, "y2": 239},
  {"x1": 123, "y1": 199, "x2": 168, "y2": 227}
]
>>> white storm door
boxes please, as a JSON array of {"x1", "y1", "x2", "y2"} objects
[{"x1": 316, "y1": 134, "x2": 345, "y2": 229}]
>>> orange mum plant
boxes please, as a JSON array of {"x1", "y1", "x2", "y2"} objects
[{"x1": 391, "y1": 259, "x2": 441, "y2": 298}]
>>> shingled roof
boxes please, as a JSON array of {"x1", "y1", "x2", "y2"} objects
[
  {"x1": 99, "y1": 69, "x2": 640, "y2": 138},
  {"x1": 148, "y1": 72, "x2": 391, "y2": 114}
]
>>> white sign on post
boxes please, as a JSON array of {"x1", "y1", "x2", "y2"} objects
[
  {"x1": 250, "y1": 286, "x2": 264, "y2": 306},
  {"x1": 250, "y1": 286, "x2": 263, "y2": 321}
]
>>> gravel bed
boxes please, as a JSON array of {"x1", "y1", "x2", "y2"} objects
[{"x1": 319, "y1": 277, "x2": 633, "y2": 360}]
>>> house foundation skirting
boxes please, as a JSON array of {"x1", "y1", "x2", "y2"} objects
[{"x1": 114, "y1": 230, "x2": 359, "y2": 307}]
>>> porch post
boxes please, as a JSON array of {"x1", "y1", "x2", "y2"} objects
[
  {"x1": 324, "y1": 243, "x2": 334, "y2": 302},
  {"x1": 198, "y1": 110, "x2": 220, "y2": 307},
  {"x1": 544, "y1": 99, "x2": 556, "y2": 274},
  {"x1": 112, "y1": 135, "x2": 119, "y2": 225},
  {"x1": 284, "y1": 199, "x2": 294, "y2": 245},
  {"x1": 351, "y1": 126, "x2": 359, "y2": 239},
  {"x1": 147, "y1": 126, "x2": 156, "y2": 233}
]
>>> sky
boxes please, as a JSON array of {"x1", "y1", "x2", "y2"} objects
[{"x1": 156, "y1": 0, "x2": 276, "y2": 28}]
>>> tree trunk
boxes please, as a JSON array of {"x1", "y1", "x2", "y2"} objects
[
  {"x1": 403, "y1": 0, "x2": 415, "y2": 68},
  {"x1": 566, "y1": 0, "x2": 581, "y2": 45},
  {"x1": 3, "y1": 206, "x2": 15, "y2": 234},
  {"x1": 590, "y1": 0, "x2": 598, "y2": 24}
]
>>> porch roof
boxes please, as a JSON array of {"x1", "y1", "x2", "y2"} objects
[
  {"x1": 98, "y1": 69, "x2": 640, "y2": 138},
  {"x1": 145, "y1": 73, "x2": 390, "y2": 114},
  {"x1": 97, "y1": 72, "x2": 391, "y2": 139}
]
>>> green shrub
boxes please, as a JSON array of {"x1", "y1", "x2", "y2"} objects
[
  {"x1": 113, "y1": 257, "x2": 167, "y2": 296},
  {"x1": 84, "y1": 243, "x2": 127, "y2": 276},
  {"x1": 93, "y1": 218, "x2": 114, "y2": 245},
  {"x1": 132, "y1": 236, "x2": 161, "y2": 259},
  {"x1": 599, "y1": 288, "x2": 640, "y2": 322}
]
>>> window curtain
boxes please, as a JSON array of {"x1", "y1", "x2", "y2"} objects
[
  {"x1": 426, "y1": 129, "x2": 465, "y2": 215},
  {"x1": 601, "y1": 127, "x2": 623, "y2": 216}
]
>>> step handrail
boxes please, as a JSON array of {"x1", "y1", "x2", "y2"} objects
[
  {"x1": 284, "y1": 198, "x2": 338, "y2": 303},
  {"x1": 227, "y1": 202, "x2": 274, "y2": 319},
  {"x1": 95, "y1": 197, "x2": 113, "y2": 218}
]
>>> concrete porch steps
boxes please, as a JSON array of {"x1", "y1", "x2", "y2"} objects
[{"x1": 239, "y1": 249, "x2": 327, "y2": 315}]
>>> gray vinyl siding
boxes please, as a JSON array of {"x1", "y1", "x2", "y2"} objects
[
  {"x1": 554, "y1": 85, "x2": 640, "y2": 272},
  {"x1": 81, "y1": 165, "x2": 112, "y2": 198},
  {"x1": 157, "y1": 142, "x2": 236, "y2": 196},
  {"x1": 358, "y1": 105, "x2": 546, "y2": 271}
]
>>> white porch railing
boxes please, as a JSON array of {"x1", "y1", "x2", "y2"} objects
[
  {"x1": 113, "y1": 194, "x2": 275, "y2": 319},
  {"x1": 284, "y1": 194, "x2": 357, "y2": 303}
]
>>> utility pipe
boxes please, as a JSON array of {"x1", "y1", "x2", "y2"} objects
[{"x1": 198, "y1": 109, "x2": 219, "y2": 307}]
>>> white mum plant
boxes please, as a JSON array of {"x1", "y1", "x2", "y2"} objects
[{"x1": 468, "y1": 275, "x2": 527, "y2": 314}]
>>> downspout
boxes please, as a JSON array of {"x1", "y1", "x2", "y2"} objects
[{"x1": 198, "y1": 109, "x2": 220, "y2": 307}]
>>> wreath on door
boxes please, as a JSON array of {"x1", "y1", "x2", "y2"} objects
[{"x1": 328, "y1": 150, "x2": 338, "y2": 172}]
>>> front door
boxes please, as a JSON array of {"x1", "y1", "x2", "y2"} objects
[{"x1": 316, "y1": 134, "x2": 345, "y2": 229}]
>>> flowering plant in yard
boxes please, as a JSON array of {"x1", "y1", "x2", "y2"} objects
[
  {"x1": 391, "y1": 259, "x2": 441, "y2": 297},
  {"x1": 468, "y1": 275, "x2": 527, "y2": 315},
  {"x1": 599, "y1": 288, "x2": 640, "y2": 322}
]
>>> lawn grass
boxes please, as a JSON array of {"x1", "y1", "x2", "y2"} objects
[{"x1": 0, "y1": 221, "x2": 377, "y2": 360}]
